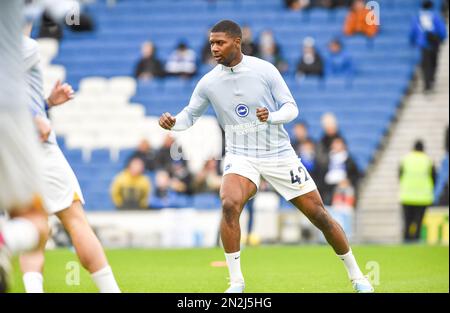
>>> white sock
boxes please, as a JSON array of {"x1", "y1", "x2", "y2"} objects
[
  {"x1": 23, "y1": 272, "x2": 44, "y2": 293},
  {"x1": 224, "y1": 251, "x2": 244, "y2": 285},
  {"x1": 337, "y1": 249, "x2": 365, "y2": 280},
  {"x1": 1, "y1": 218, "x2": 39, "y2": 255},
  {"x1": 91, "y1": 265, "x2": 121, "y2": 293}
]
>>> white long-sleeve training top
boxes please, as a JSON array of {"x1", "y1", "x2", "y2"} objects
[{"x1": 172, "y1": 54, "x2": 299, "y2": 159}]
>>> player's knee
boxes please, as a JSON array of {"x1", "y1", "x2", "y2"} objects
[
  {"x1": 221, "y1": 197, "x2": 241, "y2": 224},
  {"x1": 58, "y1": 201, "x2": 88, "y2": 233}
]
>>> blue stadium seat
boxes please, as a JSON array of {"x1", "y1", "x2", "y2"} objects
[{"x1": 192, "y1": 193, "x2": 221, "y2": 210}]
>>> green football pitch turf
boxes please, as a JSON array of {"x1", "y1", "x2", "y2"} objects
[{"x1": 9, "y1": 244, "x2": 448, "y2": 293}]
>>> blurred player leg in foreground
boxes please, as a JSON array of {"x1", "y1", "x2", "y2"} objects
[
  {"x1": 0, "y1": 0, "x2": 49, "y2": 293},
  {"x1": 20, "y1": 200, "x2": 121, "y2": 293},
  {"x1": 17, "y1": 32, "x2": 120, "y2": 292}
]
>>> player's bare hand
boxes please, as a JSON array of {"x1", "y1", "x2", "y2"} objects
[
  {"x1": 159, "y1": 112, "x2": 176, "y2": 130},
  {"x1": 47, "y1": 80, "x2": 74, "y2": 107},
  {"x1": 256, "y1": 107, "x2": 269, "y2": 122},
  {"x1": 34, "y1": 115, "x2": 52, "y2": 142}
]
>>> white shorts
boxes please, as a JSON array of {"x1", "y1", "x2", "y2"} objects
[
  {"x1": 0, "y1": 111, "x2": 44, "y2": 212},
  {"x1": 41, "y1": 142, "x2": 85, "y2": 214},
  {"x1": 222, "y1": 153, "x2": 317, "y2": 201}
]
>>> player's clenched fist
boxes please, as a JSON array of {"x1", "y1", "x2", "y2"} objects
[
  {"x1": 256, "y1": 107, "x2": 269, "y2": 122},
  {"x1": 159, "y1": 112, "x2": 176, "y2": 130}
]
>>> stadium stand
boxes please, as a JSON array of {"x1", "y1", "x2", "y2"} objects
[{"x1": 34, "y1": 0, "x2": 439, "y2": 210}]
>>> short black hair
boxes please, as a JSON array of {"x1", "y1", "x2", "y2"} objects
[
  {"x1": 210, "y1": 20, "x2": 242, "y2": 39},
  {"x1": 422, "y1": 0, "x2": 434, "y2": 9},
  {"x1": 414, "y1": 140, "x2": 425, "y2": 152}
]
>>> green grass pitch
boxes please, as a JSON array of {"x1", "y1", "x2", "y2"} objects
[{"x1": 9, "y1": 244, "x2": 448, "y2": 293}]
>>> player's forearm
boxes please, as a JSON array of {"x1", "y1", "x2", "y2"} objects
[
  {"x1": 172, "y1": 109, "x2": 194, "y2": 131},
  {"x1": 267, "y1": 102, "x2": 298, "y2": 125}
]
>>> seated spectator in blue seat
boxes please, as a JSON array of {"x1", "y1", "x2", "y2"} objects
[
  {"x1": 257, "y1": 30, "x2": 288, "y2": 74},
  {"x1": 318, "y1": 112, "x2": 344, "y2": 157},
  {"x1": 310, "y1": 0, "x2": 351, "y2": 9},
  {"x1": 155, "y1": 134, "x2": 177, "y2": 172},
  {"x1": 343, "y1": 0, "x2": 379, "y2": 38},
  {"x1": 298, "y1": 138, "x2": 319, "y2": 178},
  {"x1": 134, "y1": 41, "x2": 166, "y2": 81},
  {"x1": 201, "y1": 29, "x2": 217, "y2": 67},
  {"x1": 154, "y1": 170, "x2": 172, "y2": 199},
  {"x1": 165, "y1": 41, "x2": 197, "y2": 78},
  {"x1": 170, "y1": 159, "x2": 194, "y2": 196},
  {"x1": 291, "y1": 121, "x2": 314, "y2": 153},
  {"x1": 151, "y1": 170, "x2": 183, "y2": 208},
  {"x1": 193, "y1": 159, "x2": 222, "y2": 194},
  {"x1": 332, "y1": 178, "x2": 356, "y2": 211},
  {"x1": 152, "y1": 165, "x2": 193, "y2": 207},
  {"x1": 127, "y1": 138, "x2": 157, "y2": 171},
  {"x1": 110, "y1": 157, "x2": 151, "y2": 210},
  {"x1": 322, "y1": 137, "x2": 359, "y2": 205},
  {"x1": 325, "y1": 38, "x2": 354, "y2": 77},
  {"x1": 296, "y1": 37, "x2": 324, "y2": 79},
  {"x1": 241, "y1": 25, "x2": 259, "y2": 57},
  {"x1": 330, "y1": 178, "x2": 356, "y2": 238},
  {"x1": 284, "y1": 0, "x2": 310, "y2": 11}
]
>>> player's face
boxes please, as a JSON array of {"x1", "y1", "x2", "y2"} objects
[{"x1": 209, "y1": 32, "x2": 241, "y2": 66}]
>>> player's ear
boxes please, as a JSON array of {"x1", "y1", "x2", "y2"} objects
[{"x1": 234, "y1": 36, "x2": 241, "y2": 47}]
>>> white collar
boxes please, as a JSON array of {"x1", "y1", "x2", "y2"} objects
[{"x1": 222, "y1": 54, "x2": 246, "y2": 73}]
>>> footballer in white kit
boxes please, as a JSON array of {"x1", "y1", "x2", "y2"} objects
[
  {"x1": 0, "y1": 0, "x2": 49, "y2": 293},
  {"x1": 19, "y1": 32, "x2": 120, "y2": 293},
  {"x1": 160, "y1": 20, "x2": 374, "y2": 294},
  {"x1": 23, "y1": 35, "x2": 84, "y2": 214}
]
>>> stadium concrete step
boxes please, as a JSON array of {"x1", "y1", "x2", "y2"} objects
[{"x1": 356, "y1": 23, "x2": 449, "y2": 244}]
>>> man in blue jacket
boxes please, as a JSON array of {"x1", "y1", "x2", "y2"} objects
[{"x1": 410, "y1": 0, "x2": 447, "y2": 92}]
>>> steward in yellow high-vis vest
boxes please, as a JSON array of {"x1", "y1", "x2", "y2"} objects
[{"x1": 399, "y1": 140, "x2": 436, "y2": 242}]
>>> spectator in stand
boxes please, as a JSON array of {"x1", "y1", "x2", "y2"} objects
[
  {"x1": 169, "y1": 159, "x2": 194, "y2": 195},
  {"x1": 310, "y1": 0, "x2": 351, "y2": 9},
  {"x1": 332, "y1": 178, "x2": 356, "y2": 210},
  {"x1": 134, "y1": 41, "x2": 165, "y2": 80},
  {"x1": 241, "y1": 26, "x2": 259, "y2": 57},
  {"x1": 291, "y1": 121, "x2": 313, "y2": 153},
  {"x1": 298, "y1": 139, "x2": 320, "y2": 181},
  {"x1": 399, "y1": 140, "x2": 436, "y2": 242},
  {"x1": 330, "y1": 178, "x2": 356, "y2": 238},
  {"x1": 284, "y1": 0, "x2": 310, "y2": 11},
  {"x1": 165, "y1": 41, "x2": 197, "y2": 78},
  {"x1": 193, "y1": 159, "x2": 222, "y2": 194},
  {"x1": 410, "y1": 0, "x2": 447, "y2": 93},
  {"x1": 155, "y1": 134, "x2": 176, "y2": 172},
  {"x1": 38, "y1": 11, "x2": 63, "y2": 40},
  {"x1": 127, "y1": 138, "x2": 157, "y2": 171},
  {"x1": 322, "y1": 137, "x2": 359, "y2": 205},
  {"x1": 201, "y1": 29, "x2": 216, "y2": 67},
  {"x1": 318, "y1": 112, "x2": 344, "y2": 159},
  {"x1": 257, "y1": 30, "x2": 288, "y2": 74},
  {"x1": 343, "y1": 0, "x2": 379, "y2": 38},
  {"x1": 296, "y1": 37, "x2": 324, "y2": 79},
  {"x1": 38, "y1": 6, "x2": 95, "y2": 40},
  {"x1": 110, "y1": 157, "x2": 151, "y2": 210},
  {"x1": 290, "y1": 122, "x2": 323, "y2": 190},
  {"x1": 325, "y1": 38, "x2": 354, "y2": 77},
  {"x1": 154, "y1": 170, "x2": 171, "y2": 199}
]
